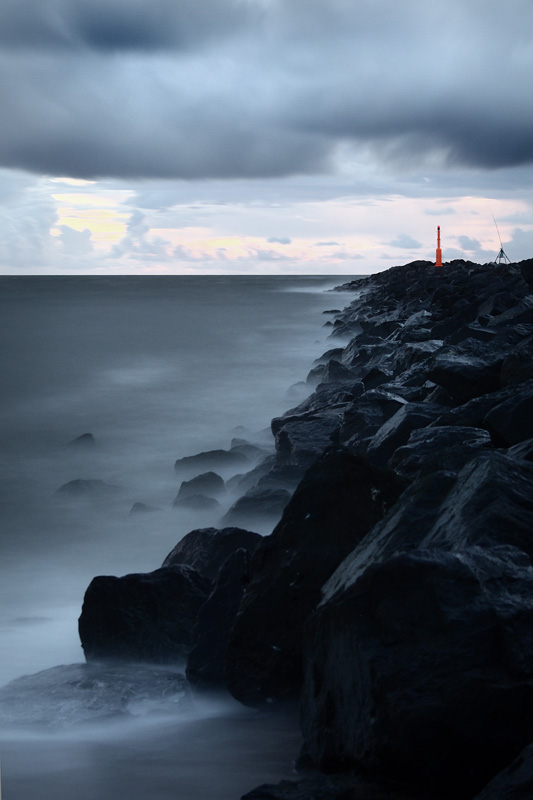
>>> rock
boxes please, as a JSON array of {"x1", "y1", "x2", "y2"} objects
[
  {"x1": 162, "y1": 527, "x2": 261, "y2": 580},
  {"x1": 129, "y1": 502, "x2": 158, "y2": 514},
  {"x1": 365, "y1": 402, "x2": 445, "y2": 467},
  {"x1": 172, "y1": 494, "x2": 221, "y2": 510},
  {"x1": 273, "y1": 410, "x2": 344, "y2": 468},
  {"x1": 422, "y1": 452, "x2": 533, "y2": 557},
  {"x1": 55, "y1": 478, "x2": 117, "y2": 497},
  {"x1": 427, "y1": 348, "x2": 503, "y2": 402},
  {"x1": 508, "y1": 437, "x2": 533, "y2": 463},
  {"x1": 339, "y1": 389, "x2": 406, "y2": 452},
  {"x1": 473, "y1": 741, "x2": 533, "y2": 800},
  {"x1": 222, "y1": 488, "x2": 292, "y2": 526},
  {"x1": 484, "y1": 381, "x2": 533, "y2": 445},
  {"x1": 0, "y1": 662, "x2": 190, "y2": 728},
  {"x1": 241, "y1": 770, "x2": 413, "y2": 800},
  {"x1": 78, "y1": 565, "x2": 211, "y2": 663},
  {"x1": 224, "y1": 448, "x2": 403, "y2": 707},
  {"x1": 66, "y1": 433, "x2": 96, "y2": 447},
  {"x1": 174, "y1": 448, "x2": 251, "y2": 476},
  {"x1": 173, "y1": 471, "x2": 225, "y2": 504},
  {"x1": 390, "y1": 425, "x2": 492, "y2": 479},
  {"x1": 186, "y1": 549, "x2": 251, "y2": 690},
  {"x1": 302, "y1": 546, "x2": 533, "y2": 797}
]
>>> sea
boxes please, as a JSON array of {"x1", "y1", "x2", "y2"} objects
[{"x1": 0, "y1": 275, "x2": 357, "y2": 800}]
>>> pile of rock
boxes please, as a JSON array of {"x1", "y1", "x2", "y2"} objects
[{"x1": 79, "y1": 258, "x2": 533, "y2": 799}]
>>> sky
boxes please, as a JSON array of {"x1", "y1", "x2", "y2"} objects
[{"x1": 1, "y1": 0, "x2": 533, "y2": 275}]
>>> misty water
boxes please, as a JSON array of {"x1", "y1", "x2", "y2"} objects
[{"x1": 0, "y1": 275, "x2": 354, "y2": 800}]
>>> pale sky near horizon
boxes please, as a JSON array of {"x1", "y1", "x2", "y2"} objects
[{"x1": 1, "y1": 0, "x2": 532, "y2": 275}]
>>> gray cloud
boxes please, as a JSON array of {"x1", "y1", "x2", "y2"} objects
[
  {"x1": 387, "y1": 234, "x2": 422, "y2": 249},
  {"x1": 0, "y1": 0, "x2": 532, "y2": 181},
  {"x1": 267, "y1": 236, "x2": 291, "y2": 244}
]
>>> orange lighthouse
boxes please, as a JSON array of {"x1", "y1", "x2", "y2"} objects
[{"x1": 435, "y1": 226, "x2": 443, "y2": 267}]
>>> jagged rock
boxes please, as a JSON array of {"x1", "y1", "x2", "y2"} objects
[
  {"x1": 420, "y1": 452, "x2": 533, "y2": 557},
  {"x1": 224, "y1": 448, "x2": 403, "y2": 708},
  {"x1": 55, "y1": 479, "x2": 117, "y2": 497},
  {"x1": 339, "y1": 389, "x2": 406, "y2": 452},
  {"x1": 0, "y1": 662, "x2": 190, "y2": 728},
  {"x1": 129, "y1": 502, "x2": 158, "y2": 514},
  {"x1": 390, "y1": 425, "x2": 492, "y2": 479},
  {"x1": 473, "y1": 741, "x2": 533, "y2": 800},
  {"x1": 365, "y1": 402, "x2": 445, "y2": 467},
  {"x1": 162, "y1": 526, "x2": 261, "y2": 580},
  {"x1": 186, "y1": 549, "x2": 251, "y2": 689},
  {"x1": 241, "y1": 770, "x2": 414, "y2": 800},
  {"x1": 172, "y1": 494, "x2": 221, "y2": 510},
  {"x1": 173, "y1": 471, "x2": 225, "y2": 504},
  {"x1": 174, "y1": 448, "x2": 251, "y2": 476},
  {"x1": 508, "y1": 437, "x2": 533, "y2": 462},
  {"x1": 302, "y1": 546, "x2": 533, "y2": 798},
  {"x1": 484, "y1": 381, "x2": 533, "y2": 445},
  {"x1": 273, "y1": 409, "x2": 343, "y2": 468},
  {"x1": 222, "y1": 488, "x2": 292, "y2": 526},
  {"x1": 78, "y1": 565, "x2": 211, "y2": 663},
  {"x1": 427, "y1": 348, "x2": 503, "y2": 402}
]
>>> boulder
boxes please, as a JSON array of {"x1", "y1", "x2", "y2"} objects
[
  {"x1": 78, "y1": 565, "x2": 211, "y2": 663},
  {"x1": 186, "y1": 549, "x2": 251, "y2": 689},
  {"x1": 390, "y1": 425, "x2": 492, "y2": 479},
  {"x1": 222, "y1": 488, "x2": 292, "y2": 526},
  {"x1": 427, "y1": 348, "x2": 503, "y2": 402},
  {"x1": 484, "y1": 382, "x2": 533, "y2": 445},
  {"x1": 241, "y1": 771, "x2": 414, "y2": 800},
  {"x1": 301, "y1": 546, "x2": 533, "y2": 797},
  {"x1": 365, "y1": 402, "x2": 445, "y2": 467},
  {"x1": 162, "y1": 527, "x2": 261, "y2": 580},
  {"x1": 273, "y1": 410, "x2": 343, "y2": 468},
  {"x1": 173, "y1": 471, "x2": 225, "y2": 503},
  {"x1": 421, "y1": 452, "x2": 533, "y2": 558},
  {"x1": 55, "y1": 479, "x2": 118, "y2": 497},
  {"x1": 224, "y1": 448, "x2": 403, "y2": 707},
  {"x1": 174, "y1": 448, "x2": 250, "y2": 476},
  {"x1": 473, "y1": 741, "x2": 533, "y2": 800}
]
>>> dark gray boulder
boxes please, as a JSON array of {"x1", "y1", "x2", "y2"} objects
[
  {"x1": 55, "y1": 479, "x2": 118, "y2": 497},
  {"x1": 427, "y1": 348, "x2": 503, "y2": 402},
  {"x1": 162, "y1": 527, "x2": 261, "y2": 580},
  {"x1": 473, "y1": 741, "x2": 533, "y2": 800},
  {"x1": 390, "y1": 425, "x2": 492, "y2": 479},
  {"x1": 365, "y1": 402, "x2": 445, "y2": 467},
  {"x1": 484, "y1": 382, "x2": 533, "y2": 445},
  {"x1": 224, "y1": 448, "x2": 403, "y2": 707},
  {"x1": 174, "y1": 448, "x2": 250, "y2": 476},
  {"x1": 78, "y1": 565, "x2": 211, "y2": 663},
  {"x1": 272, "y1": 409, "x2": 343, "y2": 468},
  {"x1": 301, "y1": 546, "x2": 533, "y2": 797},
  {"x1": 173, "y1": 471, "x2": 225, "y2": 504},
  {"x1": 222, "y1": 488, "x2": 292, "y2": 526},
  {"x1": 241, "y1": 770, "x2": 414, "y2": 800},
  {"x1": 186, "y1": 548, "x2": 251, "y2": 689}
]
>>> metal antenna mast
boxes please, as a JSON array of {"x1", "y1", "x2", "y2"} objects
[{"x1": 493, "y1": 216, "x2": 510, "y2": 264}]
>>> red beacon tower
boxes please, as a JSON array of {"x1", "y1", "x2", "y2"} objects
[{"x1": 435, "y1": 226, "x2": 443, "y2": 267}]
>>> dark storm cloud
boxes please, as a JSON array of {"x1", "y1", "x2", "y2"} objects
[
  {"x1": 0, "y1": 0, "x2": 257, "y2": 51},
  {"x1": 0, "y1": 0, "x2": 532, "y2": 180}
]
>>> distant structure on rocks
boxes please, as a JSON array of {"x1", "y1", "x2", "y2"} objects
[
  {"x1": 435, "y1": 225, "x2": 443, "y2": 267},
  {"x1": 493, "y1": 216, "x2": 511, "y2": 265}
]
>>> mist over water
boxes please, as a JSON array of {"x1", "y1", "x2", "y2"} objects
[{"x1": 0, "y1": 275, "x2": 353, "y2": 799}]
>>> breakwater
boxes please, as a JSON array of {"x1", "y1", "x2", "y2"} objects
[{"x1": 73, "y1": 258, "x2": 533, "y2": 797}]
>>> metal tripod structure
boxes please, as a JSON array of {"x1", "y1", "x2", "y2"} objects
[{"x1": 493, "y1": 216, "x2": 510, "y2": 264}]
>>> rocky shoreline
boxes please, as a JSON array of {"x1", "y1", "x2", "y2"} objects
[{"x1": 79, "y1": 259, "x2": 533, "y2": 799}]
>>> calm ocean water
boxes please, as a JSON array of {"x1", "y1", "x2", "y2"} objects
[{"x1": 0, "y1": 274, "x2": 356, "y2": 800}]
